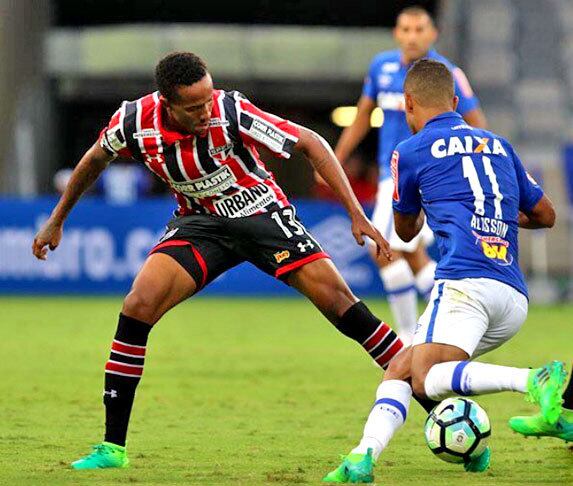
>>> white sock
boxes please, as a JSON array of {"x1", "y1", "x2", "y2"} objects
[
  {"x1": 415, "y1": 260, "x2": 437, "y2": 301},
  {"x1": 380, "y1": 260, "x2": 417, "y2": 344},
  {"x1": 424, "y1": 361, "x2": 531, "y2": 401},
  {"x1": 351, "y1": 380, "x2": 412, "y2": 460}
]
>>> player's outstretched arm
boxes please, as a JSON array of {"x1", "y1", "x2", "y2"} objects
[
  {"x1": 32, "y1": 143, "x2": 114, "y2": 260},
  {"x1": 295, "y1": 126, "x2": 391, "y2": 260},
  {"x1": 519, "y1": 194, "x2": 556, "y2": 229}
]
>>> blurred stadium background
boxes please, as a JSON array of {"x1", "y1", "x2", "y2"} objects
[{"x1": 0, "y1": 0, "x2": 571, "y2": 299}]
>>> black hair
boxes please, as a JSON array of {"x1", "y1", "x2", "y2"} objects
[
  {"x1": 155, "y1": 52, "x2": 208, "y2": 101},
  {"x1": 404, "y1": 59, "x2": 454, "y2": 107}
]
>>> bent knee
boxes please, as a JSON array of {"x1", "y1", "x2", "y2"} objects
[
  {"x1": 411, "y1": 370, "x2": 428, "y2": 398},
  {"x1": 122, "y1": 290, "x2": 160, "y2": 324},
  {"x1": 385, "y1": 350, "x2": 412, "y2": 381}
]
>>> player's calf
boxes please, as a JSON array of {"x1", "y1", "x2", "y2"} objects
[
  {"x1": 103, "y1": 313, "x2": 152, "y2": 447},
  {"x1": 289, "y1": 259, "x2": 405, "y2": 368},
  {"x1": 335, "y1": 301, "x2": 404, "y2": 369}
]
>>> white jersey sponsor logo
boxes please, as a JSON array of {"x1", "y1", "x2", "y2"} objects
[
  {"x1": 378, "y1": 74, "x2": 393, "y2": 87},
  {"x1": 377, "y1": 91, "x2": 405, "y2": 111},
  {"x1": 208, "y1": 143, "x2": 234, "y2": 157},
  {"x1": 297, "y1": 239, "x2": 315, "y2": 253},
  {"x1": 214, "y1": 183, "x2": 275, "y2": 218},
  {"x1": 248, "y1": 118, "x2": 287, "y2": 153},
  {"x1": 209, "y1": 117, "x2": 230, "y2": 128},
  {"x1": 171, "y1": 165, "x2": 237, "y2": 199},
  {"x1": 382, "y1": 62, "x2": 400, "y2": 73},
  {"x1": 430, "y1": 136, "x2": 508, "y2": 159},
  {"x1": 102, "y1": 128, "x2": 127, "y2": 154},
  {"x1": 133, "y1": 128, "x2": 162, "y2": 139}
]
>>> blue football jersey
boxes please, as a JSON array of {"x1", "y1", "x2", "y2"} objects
[
  {"x1": 392, "y1": 112, "x2": 544, "y2": 297},
  {"x1": 363, "y1": 49, "x2": 480, "y2": 180}
]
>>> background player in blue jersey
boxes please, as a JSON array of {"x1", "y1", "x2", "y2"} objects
[
  {"x1": 324, "y1": 60, "x2": 564, "y2": 483},
  {"x1": 332, "y1": 6, "x2": 487, "y2": 344}
]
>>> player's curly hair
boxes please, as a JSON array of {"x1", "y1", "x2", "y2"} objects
[{"x1": 155, "y1": 52, "x2": 208, "y2": 101}]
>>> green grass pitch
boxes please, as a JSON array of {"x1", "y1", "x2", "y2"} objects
[{"x1": 0, "y1": 297, "x2": 571, "y2": 485}]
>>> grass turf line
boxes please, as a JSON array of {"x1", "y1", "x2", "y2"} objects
[{"x1": 0, "y1": 297, "x2": 571, "y2": 485}]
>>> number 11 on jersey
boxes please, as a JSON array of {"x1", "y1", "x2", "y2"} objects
[{"x1": 462, "y1": 155, "x2": 504, "y2": 219}]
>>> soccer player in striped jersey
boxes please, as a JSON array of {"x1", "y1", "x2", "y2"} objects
[
  {"x1": 331, "y1": 6, "x2": 487, "y2": 345},
  {"x1": 33, "y1": 52, "x2": 411, "y2": 470}
]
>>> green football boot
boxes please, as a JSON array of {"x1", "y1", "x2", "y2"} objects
[
  {"x1": 509, "y1": 409, "x2": 573, "y2": 442},
  {"x1": 71, "y1": 442, "x2": 129, "y2": 470},
  {"x1": 323, "y1": 448, "x2": 375, "y2": 483},
  {"x1": 464, "y1": 446, "x2": 491, "y2": 473},
  {"x1": 526, "y1": 361, "x2": 567, "y2": 425}
]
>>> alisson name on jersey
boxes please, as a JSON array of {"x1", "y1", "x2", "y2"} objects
[
  {"x1": 431, "y1": 136, "x2": 508, "y2": 159},
  {"x1": 470, "y1": 215, "x2": 509, "y2": 239}
]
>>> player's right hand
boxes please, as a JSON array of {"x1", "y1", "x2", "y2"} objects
[
  {"x1": 351, "y1": 213, "x2": 392, "y2": 261},
  {"x1": 32, "y1": 219, "x2": 63, "y2": 260}
]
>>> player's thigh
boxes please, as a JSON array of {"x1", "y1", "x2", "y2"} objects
[
  {"x1": 124, "y1": 215, "x2": 242, "y2": 324},
  {"x1": 288, "y1": 258, "x2": 358, "y2": 322},
  {"x1": 230, "y1": 205, "x2": 356, "y2": 318},
  {"x1": 472, "y1": 280, "x2": 528, "y2": 358},
  {"x1": 411, "y1": 279, "x2": 489, "y2": 371},
  {"x1": 123, "y1": 253, "x2": 197, "y2": 324}
]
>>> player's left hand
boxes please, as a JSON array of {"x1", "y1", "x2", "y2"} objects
[{"x1": 351, "y1": 213, "x2": 392, "y2": 261}]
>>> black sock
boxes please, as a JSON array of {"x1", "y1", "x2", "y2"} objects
[
  {"x1": 563, "y1": 366, "x2": 573, "y2": 411},
  {"x1": 336, "y1": 303, "x2": 438, "y2": 413},
  {"x1": 413, "y1": 394, "x2": 439, "y2": 413},
  {"x1": 103, "y1": 313, "x2": 152, "y2": 447},
  {"x1": 336, "y1": 301, "x2": 404, "y2": 369}
]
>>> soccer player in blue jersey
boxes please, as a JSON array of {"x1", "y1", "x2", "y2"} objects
[
  {"x1": 333, "y1": 6, "x2": 487, "y2": 344},
  {"x1": 324, "y1": 59, "x2": 566, "y2": 483}
]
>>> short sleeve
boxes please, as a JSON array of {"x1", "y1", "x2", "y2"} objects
[
  {"x1": 510, "y1": 145, "x2": 544, "y2": 212},
  {"x1": 235, "y1": 93, "x2": 300, "y2": 159},
  {"x1": 392, "y1": 145, "x2": 422, "y2": 214},
  {"x1": 362, "y1": 58, "x2": 378, "y2": 100},
  {"x1": 452, "y1": 66, "x2": 480, "y2": 115},
  {"x1": 99, "y1": 102, "x2": 133, "y2": 159}
]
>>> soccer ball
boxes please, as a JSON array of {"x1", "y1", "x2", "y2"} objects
[{"x1": 424, "y1": 397, "x2": 491, "y2": 463}]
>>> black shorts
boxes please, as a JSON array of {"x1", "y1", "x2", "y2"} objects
[{"x1": 149, "y1": 204, "x2": 329, "y2": 290}]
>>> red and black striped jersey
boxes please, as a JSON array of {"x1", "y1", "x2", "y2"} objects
[{"x1": 99, "y1": 90, "x2": 300, "y2": 218}]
